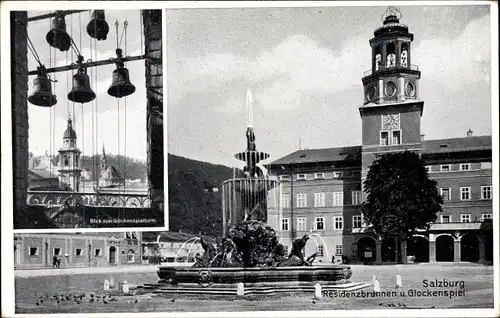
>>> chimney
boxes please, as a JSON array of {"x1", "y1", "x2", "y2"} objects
[
  {"x1": 467, "y1": 129, "x2": 473, "y2": 138},
  {"x1": 420, "y1": 134, "x2": 425, "y2": 141}
]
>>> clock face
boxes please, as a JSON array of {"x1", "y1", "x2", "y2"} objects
[
  {"x1": 405, "y1": 82, "x2": 416, "y2": 97},
  {"x1": 382, "y1": 114, "x2": 400, "y2": 130},
  {"x1": 385, "y1": 81, "x2": 397, "y2": 97},
  {"x1": 366, "y1": 86, "x2": 376, "y2": 101}
]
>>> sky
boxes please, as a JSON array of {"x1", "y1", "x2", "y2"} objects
[
  {"x1": 26, "y1": 10, "x2": 148, "y2": 161},
  {"x1": 166, "y1": 4, "x2": 492, "y2": 168}
]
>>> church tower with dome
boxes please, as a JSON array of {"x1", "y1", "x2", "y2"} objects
[{"x1": 58, "y1": 117, "x2": 82, "y2": 191}]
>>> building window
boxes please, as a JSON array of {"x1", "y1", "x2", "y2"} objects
[
  {"x1": 460, "y1": 214, "x2": 471, "y2": 223},
  {"x1": 352, "y1": 190, "x2": 362, "y2": 205},
  {"x1": 440, "y1": 188, "x2": 451, "y2": 201},
  {"x1": 440, "y1": 165, "x2": 450, "y2": 172},
  {"x1": 314, "y1": 193, "x2": 325, "y2": 207},
  {"x1": 127, "y1": 250, "x2": 135, "y2": 263},
  {"x1": 335, "y1": 245, "x2": 343, "y2": 256},
  {"x1": 281, "y1": 218, "x2": 290, "y2": 231},
  {"x1": 334, "y1": 216, "x2": 343, "y2": 230},
  {"x1": 392, "y1": 130, "x2": 401, "y2": 145},
  {"x1": 460, "y1": 187, "x2": 471, "y2": 200},
  {"x1": 297, "y1": 218, "x2": 307, "y2": 231},
  {"x1": 481, "y1": 214, "x2": 492, "y2": 221},
  {"x1": 297, "y1": 174, "x2": 306, "y2": 181},
  {"x1": 95, "y1": 248, "x2": 102, "y2": 257},
  {"x1": 481, "y1": 186, "x2": 492, "y2": 199},
  {"x1": 29, "y1": 247, "x2": 39, "y2": 256},
  {"x1": 333, "y1": 192, "x2": 344, "y2": 207},
  {"x1": 425, "y1": 166, "x2": 431, "y2": 173},
  {"x1": 75, "y1": 248, "x2": 83, "y2": 256},
  {"x1": 314, "y1": 172, "x2": 324, "y2": 179},
  {"x1": 281, "y1": 196, "x2": 290, "y2": 208},
  {"x1": 441, "y1": 215, "x2": 451, "y2": 223},
  {"x1": 352, "y1": 215, "x2": 362, "y2": 228},
  {"x1": 296, "y1": 193, "x2": 307, "y2": 208},
  {"x1": 279, "y1": 175, "x2": 291, "y2": 181},
  {"x1": 315, "y1": 217, "x2": 325, "y2": 230},
  {"x1": 317, "y1": 245, "x2": 324, "y2": 256},
  {"x1": 380, "y1": 131, "x2": 389, "y2": 146},
  {"x1": 53, "y1": 247, "x2": 61, "y2": 256},
  {"x1": 460, "y1": 163, "x2": 471, "y2": 171}
]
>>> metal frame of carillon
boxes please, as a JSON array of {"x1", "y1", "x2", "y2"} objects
[
  {"x1": 20, "y1": 10, "x2": 164, "y2": 228},
  {"x1": 221, "y1": 90, "x2": 281, "y2": 236}
]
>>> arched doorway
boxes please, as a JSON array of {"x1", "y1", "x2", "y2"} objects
[
  {"x1": 109, "y1": 246, "x2": 117, "y2": 265},
  {"x1": 436, "y1": 235, "x2": 454, "y2": 262},
  {"x1": 407, "y1": 236, "x2": 429, "y2": 262},
  {"x1": 382, "y1": 237, "x2": 396, "y2": 262},
  {"x1": 461, "y1": 233, "x2": 479, "y2": 262},
  {"x1": 357, "y1": 237, "x2": 376, "y2": 263}
]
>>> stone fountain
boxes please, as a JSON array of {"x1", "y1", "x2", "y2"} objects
[{"x1": 155, "y1": 90, "x2": 367, "y2": 296}]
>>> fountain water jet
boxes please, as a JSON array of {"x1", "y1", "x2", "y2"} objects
[
  {"x1": 174, "y1": 237, "x2": 200, "y2": 262},
  {"x1": 309, "y1": 233, "x2": 330, "y2": 263}
]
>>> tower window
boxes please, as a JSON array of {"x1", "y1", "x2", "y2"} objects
[
  {"x1": 64, "y1": 157, "x2": 69, "y2": 166},
  {"x1": 386, "y1": 42, "x2": 396, "y2": 68},
  {"x1": 375, "y1": 53, "x2": 381, "y2": 71},
  {"x1": 401, "y1": 43, "x2": 409, "y2": 67}
]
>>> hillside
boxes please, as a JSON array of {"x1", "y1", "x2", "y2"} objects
[{"x1": 168, "y1": 153, "x2": 241, "y2": 237}]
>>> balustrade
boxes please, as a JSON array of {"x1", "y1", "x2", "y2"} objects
[{"x1": 27, "y1": 191, "x2": 150, "y2": 208}]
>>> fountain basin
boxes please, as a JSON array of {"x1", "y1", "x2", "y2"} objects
[{"x1": 157, "y1": 265, "x2": 352, "y2": 285}]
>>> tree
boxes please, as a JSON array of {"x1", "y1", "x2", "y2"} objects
[{"x1": 361, "y1": 151, "x2": 443, "y2": 263}]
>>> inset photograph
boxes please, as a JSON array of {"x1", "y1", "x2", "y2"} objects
[
  {"x1": 11, "y1": 10, "x2": 164, "y2": 229},
  {"x1": 13, "y1": 230, "x2": 213, "y2": 314}
]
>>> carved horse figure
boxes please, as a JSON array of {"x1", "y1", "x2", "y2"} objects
[
  {"x1": 278, "y1": 233, "x2": 317, "y2": 266},
  {"x1": 194, "y1": 237, "x2": 218, "y2": 268}
]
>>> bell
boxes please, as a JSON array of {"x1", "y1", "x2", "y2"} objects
[
  {"x1": 108, "y1": 67, "x2": 136, "y2": 98},
  {"x1": 86, "y1": 10, "x2": 109, "y2": 41},
  {"x1": 68, "y1": 67, "x2": 96, "y2": 103},
  {"x1": 46, "y1": 13, "x2": 71, "y2": 52},
  {"x1": 28, "y1": 66, "x2": 57, "y2": 107}
]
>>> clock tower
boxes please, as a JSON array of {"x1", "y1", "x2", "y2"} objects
[
  {"x1": 359, "y1": 7, "x2": 424, "y2": 188},
  {"x1": 58, "y1": 117, "x2": 82, "y2": 192}
]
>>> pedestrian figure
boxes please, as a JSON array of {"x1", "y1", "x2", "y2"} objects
[
  {"x1": 57, "y1": 256, "x2": 61, "y2": 268},
  {"x1": 52, "y1": 255, "x2": 58, "y2": 268}
]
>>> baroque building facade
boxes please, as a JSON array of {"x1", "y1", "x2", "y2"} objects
[
  {"x1": 13, "y1": 232, "x2": 142, "y2": 269},
  {"x1": 267, "y1": 10, "x2": 493, "y2": 264}
]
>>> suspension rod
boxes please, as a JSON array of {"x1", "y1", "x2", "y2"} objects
[
  {"x1": 28, "y1": 55, "x2": 147, "y2": 75},
  {"x1": 27, "y1": 10, "x2": 89, "y2": 22}
]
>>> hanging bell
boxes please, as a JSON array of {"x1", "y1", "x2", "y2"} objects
[
  {"x1": 68, "y1": 66, "x2": 96, "y2": 103},
  {"x1": 28, "y1": 66, "x2": 57, "y2": 107},
  {"x1": 108, "y1": 49, "x2": 136, "y2": 98},
  {"x1": 46, "y1": 12, "x2": 71, "y2": 52},
  {"x1": 86, "y1": 10, "x2": 109, "y2": 41}
]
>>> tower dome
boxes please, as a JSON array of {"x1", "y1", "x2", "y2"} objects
[{"x1": 63, "y1": 117, "x2": 77, "y2": 139}]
